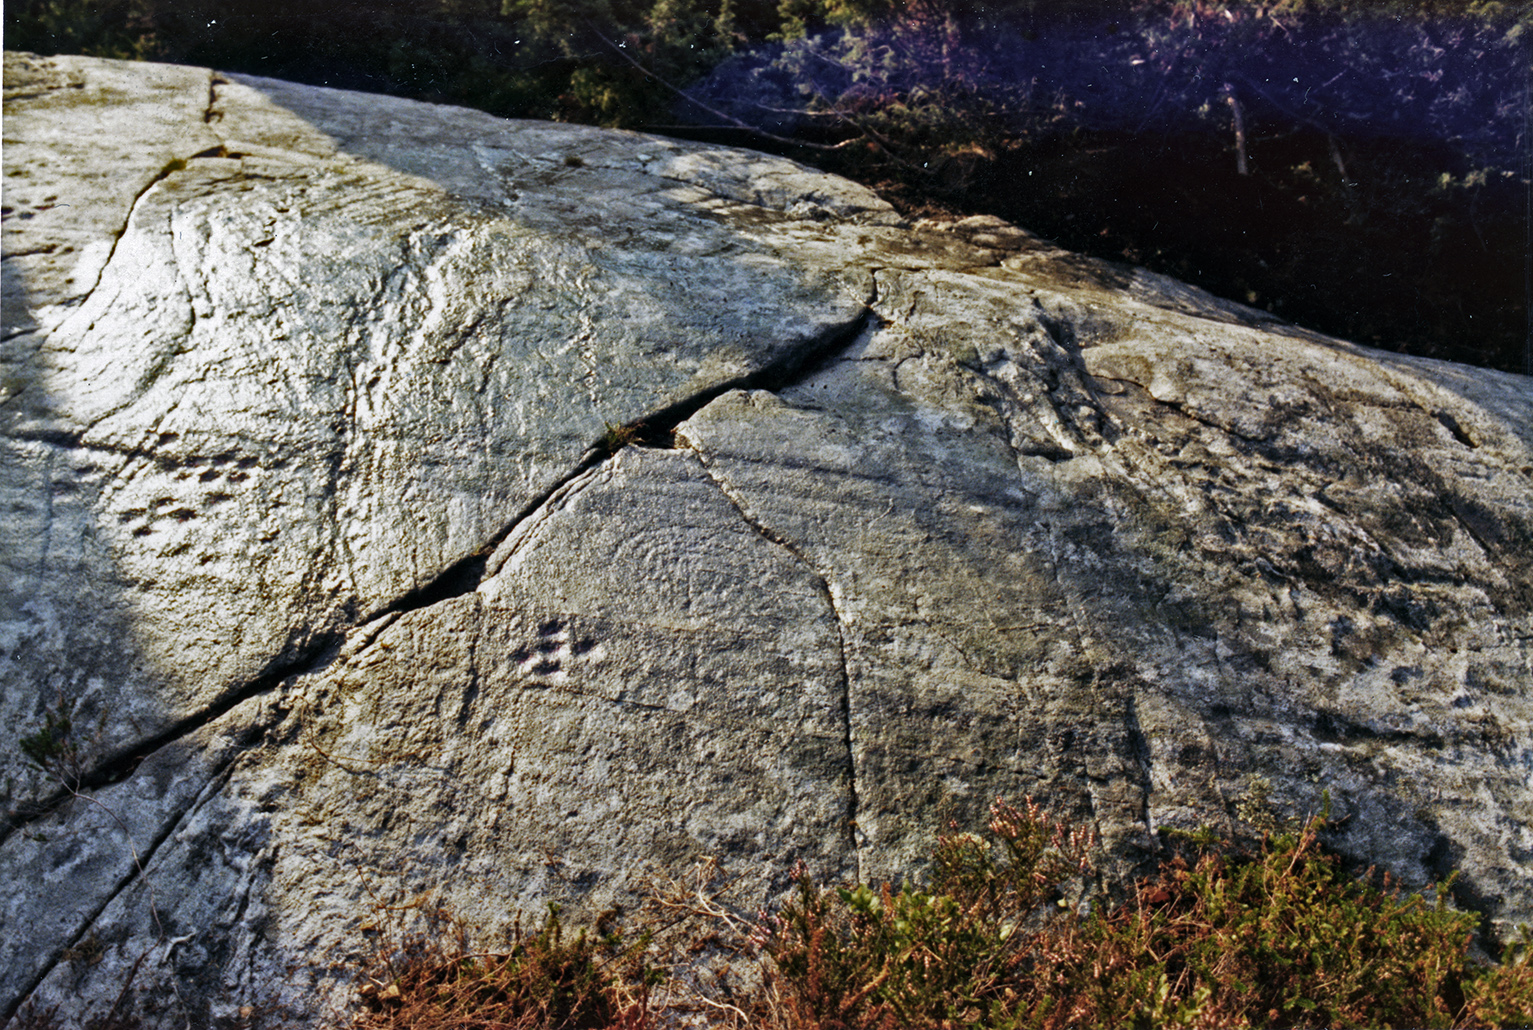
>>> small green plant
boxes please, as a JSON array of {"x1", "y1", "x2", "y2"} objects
[
  {"x1": 19, "y1": 695, "x2": 84, "y2": 789},
  {"x1": 1460, "y1": 925, "x2": 1533, "y2": 1029},
  {"x1": 598, "y1": 420, "x2": 644, "y2": 453},
  {"x1": 61, "y1": 929, "x2": 106, "y2": 967},
  {"x1": 1233, "y1": 772, "x2": 1293, "y2": 835},
  {"x1": 1047, "y1": 819, "x2": 1477, "y2": 1029}
]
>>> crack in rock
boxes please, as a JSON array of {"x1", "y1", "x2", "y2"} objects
[
  {"x1": 685, "y1": 446, "x2": 864, "y2": 882},
  {"x1": 4, "y1": 725, "x2": 258, "y2": 1024},
  {"x1": 0, "y1": 637, "x2": 328, "y2": 843},
  {"x1": 66, "y1": 127, "x2": 226, "y2": 319},
  {"x1": 363, "y1": 302, "x2": 878, "y2": 627},
  {"x1": 6, "y1": 299, "x2": 876, "y2": 841},
  {"x1": 1091, "y1": 372, "x2": 1271, "y2": 447}
]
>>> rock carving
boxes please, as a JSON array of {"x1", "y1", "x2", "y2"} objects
[{"x1": 2, "y1": 52, "x2": 1530, "y2": 1026}]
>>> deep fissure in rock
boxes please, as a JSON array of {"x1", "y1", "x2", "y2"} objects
[
  {"x1": 74, "y1": 149, "x2": 211, "y2": 317},
  {"x1": 366, "y1": 301, "x2": 877, "y2": 626},
  {"x1": 7, "y1": 298, "x2": 877, "y2": 845},
  {"x1": 4, "y1": 732, "x2": 257, "y2": 1025},
  {"x1": 0, "y1": 633, "x2": 339, "y2": 844}
]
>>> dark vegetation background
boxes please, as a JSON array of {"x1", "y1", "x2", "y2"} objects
[{"x1": 7, "y1": 0, "x2": 1530, "y2": 374}]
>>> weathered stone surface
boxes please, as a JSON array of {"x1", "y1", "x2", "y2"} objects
[
  {"x1": 1, "y1": 51, "x2": 878, "y2": 796},
  {"x1": 3, "y1": 53, "x2": 1530, "y2": 1026}
]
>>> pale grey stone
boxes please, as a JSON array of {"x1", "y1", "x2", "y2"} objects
[{"x1": 2, "y1": 52, "x2": 1529, "y2": 1027}]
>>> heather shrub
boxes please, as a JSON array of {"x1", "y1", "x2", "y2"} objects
[
  {"x1": 353, "y1": 901, "x2": 658, "y2": 1030},
  {"x1": 755, "y1": 798, "x2": 1095, "y2": 1029},
  {"x1": 750, "y1": 801, "x2": 1533, "y2": 1030},
  {"x1": 345, "y1": 797, "x2": 1533, "y2": 1028}
]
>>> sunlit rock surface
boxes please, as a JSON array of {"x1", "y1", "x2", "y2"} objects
[{"x1": 3, "y1": 52, "x2": 1530, "y2": 1027}]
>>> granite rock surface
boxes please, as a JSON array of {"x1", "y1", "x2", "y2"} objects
[{"x1": 3, "y1": 52, "x2": 1530, "y2": 1027}]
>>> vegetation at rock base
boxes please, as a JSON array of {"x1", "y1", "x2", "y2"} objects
[
  {"x1": 6, "y1": 735, "x2": 1531, "y2": 1028},
  {"x1": 5, "y1": 0, "x2": 1529, "y2": 374},
  {"x1": 351, "y1": 901, "x2": 660, "y2": 1029},
  {"x1": 348, "y1": 798, "x2": 1533, "y2": 1029}
]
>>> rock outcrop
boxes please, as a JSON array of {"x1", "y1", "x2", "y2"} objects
[{"x1": 3, "y1": 52, "x2": 1530, "y2": 1027}]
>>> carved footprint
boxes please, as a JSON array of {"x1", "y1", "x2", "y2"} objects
[{"x1": 511, "y1": 617, "x2": 596, "y2": 682}]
